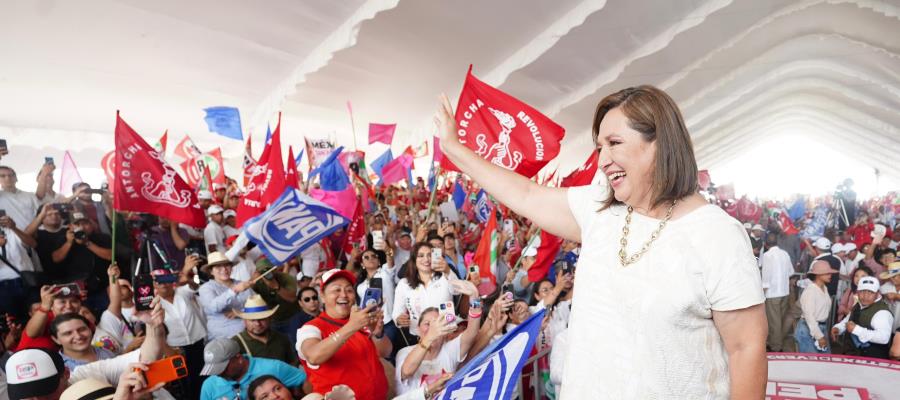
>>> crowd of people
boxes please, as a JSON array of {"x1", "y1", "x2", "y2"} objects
[
  {"x1": 0, "y1": 160, "x2": 579, "y2": 400},
  {"x1": 0, "y1": 89, "x2": 898, "y2": 400}
]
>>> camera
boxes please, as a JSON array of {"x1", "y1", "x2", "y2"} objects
[{"x1": 74, "y1": 230, "x2": 87, "y2": 240}]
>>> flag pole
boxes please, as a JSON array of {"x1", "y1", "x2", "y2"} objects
[
  {"x1": 510, "y1": 228, "x2": 541, "y2": 274},
  {"x1": 424, "y1": 165, "x2": 443, "y2": 223},
  {"x1": 347, "y1": 101, "x2": 358, "y2": 151},
  {"x1": 111, "y1": 110, "x2": 119, "y2": 264}
]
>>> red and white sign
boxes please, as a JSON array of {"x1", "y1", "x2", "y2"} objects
[
  {"x1": 766, "y1": 353, "x2": 900, "y2": 400},
  {"x1": 441, "y1": 66, "x2": 564, "y2": 178}
]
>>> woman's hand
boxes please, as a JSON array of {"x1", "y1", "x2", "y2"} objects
[
  {"x1": 434, "y1": 93, "x2": 461, "y2": 147},
  {"x1": 348, "y1": 304, "x2": 377, "y2": 332},
  {"x1": 423, "y1": 314, "x2": 454, "y2": 347},
  {"x1": 396, "y1": 311, "x2": 411, "y2": 328}
]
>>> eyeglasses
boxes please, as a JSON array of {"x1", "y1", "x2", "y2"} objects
[{"x1": 302, "y1": 296, "x2": 319, "y2": 302}]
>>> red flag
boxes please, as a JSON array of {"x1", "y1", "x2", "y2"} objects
[
  {"x1": 260, "y1": 116, "x2": 287, "y2": 207},
  {"x1": 777, "y1": 210, "x2": 799, "y2": 235},
  {"x1": 342, "y1": 198, "x2": 366, "y2": 253},
  {"x1": 737, "y1": 197, "x2": 762, "y2": 222},
  {"x1": 114, "y1": 113, "x2": 205, "y2": 227},
  {"x1": 236, "y1": 114, "x2": 285, "y2": 226},
  {"x1": 179, "y1": 159, "x2": 200, "y2": 188},
  {"x1": 243, "y1": 136, "x2": 257, "y2": 186},
  {"x1": 529, "y1": 230, "x2": 562, "y2": 283},
  {"x1": 173, "y1": 135, "x2": 202, "y2": 160},
  {"x1": 286, "y1": 146, "x2": 299, "y2": 190},
  {"x1": 202, "y1": 164, "x2": 215, "y2": 195},
  {"x1": 472, "y1": 206, "x2": 498, "y2": 288},
  {"x1": 153, "y1": 131, "x2": 168, "y2": 153},
  {"x1": 441, "y1": 66, "x2": 565, "y2": 178},
  {"x1": 560, "y1": 151, "x2": 599, "y2": 187}
]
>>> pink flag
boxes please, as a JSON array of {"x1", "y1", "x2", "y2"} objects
[
  {"x1": 433, "y1": 136, "x2": 443, "y2": 163},
  {"x1": 309, "y1": 186, "x2": 357, "y2": 219},
  {"x1": 368, "y1": 123, "x2": 396, "y2": 145},
  {"x1": 379, "y1": 157, "x2": 409, "y2": 186},
  {"x1": 58, "y1": 151, "x2": 83, "y2": 196}
]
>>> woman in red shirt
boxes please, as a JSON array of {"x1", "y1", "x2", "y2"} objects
[{"x1": 296, "y1": 269, "x2": 391, "y2": 400}]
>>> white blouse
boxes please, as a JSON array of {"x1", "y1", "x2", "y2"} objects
[
  {"x1": 392, "y1": 274, "x2": 453, "y2": 336},
  {"x1": 559, "y1": 184, "x2": 765, "y2": 399}
]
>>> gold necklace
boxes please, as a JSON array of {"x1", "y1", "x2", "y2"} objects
[{"x1": 618, "y1": 200, "x2": 677, "y2": 267}]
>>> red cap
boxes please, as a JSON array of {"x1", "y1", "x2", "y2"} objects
[{"x1": 320, "y1": 269, "x2": 357, "y2": 291}]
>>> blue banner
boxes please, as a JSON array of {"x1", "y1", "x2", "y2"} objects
[
  {"x1": 436, "y1": 309, "x2": 546, "y2": 400},
  {"x1": 203, "y1": 106, "x2": 243, "y2": 140},
  {"x1": 475, "y1": 190, "x2": 492, "y2": 223},
  {"x1": 244, "y1": 188, "x2": 349, "y2": 264},
  {"x1": 800, "y1": 205, "x2": 828, "y2": 239},
  {"x1": 370, "y1": 149, "x2": 393, "y2": 183},
  {"x1": 309, "y1": 146, "x2": 349, "y2": 191},
  {"x1": 453, "y1": 181, "x2": 467, "y2": 210}
]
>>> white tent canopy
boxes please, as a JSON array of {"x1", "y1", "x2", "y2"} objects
[{"x1": 1, "y1": 0, "x2": 898, "y2": 194}]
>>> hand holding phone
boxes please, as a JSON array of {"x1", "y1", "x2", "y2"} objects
[
  {"x1": 360, "y1": 278, "x2": 383, "y2": 309},
  {"x1": 372, "y1": 231, "x2": 385, "y2": 251},
  {"x1": 133, "y1": 274, "x2": 155, "y2": 311},
  {"x1": 140, "y1": 355, "x2": 188, "y2": 388},
  {"x1": 431, "y1": 247, "x2": 443, "y2": 265}
]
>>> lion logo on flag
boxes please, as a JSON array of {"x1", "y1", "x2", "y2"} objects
[{"x1": 141, "y1": 151, "x2": 193, "y2": 207}]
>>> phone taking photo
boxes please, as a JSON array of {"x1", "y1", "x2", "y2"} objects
[
  {"x1": 439, "y1": 301, "x2": 457, "y2": 325},
  {"x1": 133, "y1": 274, "x2": 155, "y2": 311},
  {"x1": 431, "y1": 247, "x2": 443, "y2": 265},
  {"x1": 361, "y1": 278, "x2": 383, "y2": 309},
  {"x1": 141, "y1": 355, "x2": 188, "y2": 388},
  {"x1": 372, "y1": 230, "x2": 385, "y2": 251}
]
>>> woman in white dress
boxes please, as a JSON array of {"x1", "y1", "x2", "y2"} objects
[{"x1": 435, "y1": 85, "x2": 766, "y2": 399}]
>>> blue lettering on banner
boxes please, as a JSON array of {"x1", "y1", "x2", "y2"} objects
[
  {"x1": 436, "y1": 309, "x2": 545, "y2": 400},
  {"x1": 475, "y1": 190, "x2": 492, "y2": 223},
  {"x1": 244, "y1": 188, "x2": 349, "y2": 264}
]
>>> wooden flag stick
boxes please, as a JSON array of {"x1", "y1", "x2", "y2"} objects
[{"x1": 252, "y1": 265, "x2": 280, "y2": 284}]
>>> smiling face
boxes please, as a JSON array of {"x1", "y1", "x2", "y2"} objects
[
  {"x1": 211, "y1": 264, "x2": 234, "y2": 282},
  {"x1": 52, "y1": 318, "x2": 92, "y2": 353},
  {"x1": 361, "y1": 250, "x2": 380, "y2": 270},
  {"x1": 596, "y1": 107, "x2": 657, "y2": 209},
  {"x1": 251, "y1": 377, "x2": 292, "y2": 400},
  {"x1": 415, "y1": 245, "x2": 433, "y2": 276},
  {"x1": 323, "y1": 278, "x2": 356, "y2": 319}
]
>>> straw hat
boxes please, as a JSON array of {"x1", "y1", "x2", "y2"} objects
[
  {"x1": 235, "y1": 294, "x2": 279, "y2": 320},
  {"x1": 201, "y1": 251, "x2": 233, "y2": 273},
  {"x1": 879, "y1": 261, "x2": 900, "y2": 280},
  {"x1": 60, "y1": 379, "x2": 115, "y2": 400},
  {"x1": 809, "y1": 260, "x2": 838, "y2": 275}
]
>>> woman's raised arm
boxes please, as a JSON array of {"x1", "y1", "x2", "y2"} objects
[{"x1": 435, "y1": 94, "x2": 580, "y2": 242}]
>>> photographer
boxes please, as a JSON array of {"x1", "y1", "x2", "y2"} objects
[
  {"x1": 26, "y1": 204, "x2": 67, "y2": 283},
  {"x1": 50, "y1": 212, "x2": 113, "y2": 315}
]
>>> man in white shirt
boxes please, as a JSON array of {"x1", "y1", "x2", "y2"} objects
[
  {"x1": 0, "y1": 166, "x2": 41, "y2": 229},
  {"x1": 152, "y1": 263, "x2": 208, "y2": 399},
  {"x1": 299, "y1": 242, "x2": 326, "y2": 278},
  {"x1": 761, "y1": 234, "x2": 794, "y2": 352},
  {"x1": 832, "y1": 276, "x2": 895, "y2": 359},
  {"x1": 203, "y1": 205, "x2": 226, "y2": 253},
  {"x1": 222, "y1": 209, "x2": 240, "y2": 237}
]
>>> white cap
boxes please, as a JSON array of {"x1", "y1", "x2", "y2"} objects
[
  {"x1": 813, "y1": 237, "x2": 832, "y2": 250},
  {"x1": 206, "y1": 205, "x2": 224, "y2": 215},
  {"x1": 212, "y1": 183, "x2": 226, "y2": 190},
  {"x1": 223, "y1": 209, "x2": 236, "y2": 218},
  {"x1": 831, "y1": 243, "x2": 847, "y2": 254},
  {"x1": 844, "y1": 242, "x2": 858, "y2": 252},
  {"x1": 197, "y1": 190, "x2": 213, "y2": 200},
  {"x1": 743, "y1": 222, "x2": 752, "y2": 229},
  {"x1": 856, "y1": 276, "x2": 880, "y2": 293},
  {"x1": 752, "y1": 224, "x2": 764, "y2": 231}
]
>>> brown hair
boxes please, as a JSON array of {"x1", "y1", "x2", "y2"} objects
[{"x1": 591, "y1": 85, "x2": 698, "y2": 211}]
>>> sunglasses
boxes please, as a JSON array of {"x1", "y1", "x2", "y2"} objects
[{"x1": 302, "y1": 296, "x2": 319, "y2": 302}]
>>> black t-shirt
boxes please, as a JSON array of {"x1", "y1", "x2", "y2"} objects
[
  {"x1": 35, "y1": 229, "x2": 67, "y2": 283},
  {"x1": 50, "y1": 232, "x2": 112, "y2": 291}
]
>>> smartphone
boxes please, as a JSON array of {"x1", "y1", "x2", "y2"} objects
[
  {"x1": 56, "y1": 283, "x2": 81, "y2": 298},
  {"x1": 468, "y1": 264, "x2": 478, "y2": 275},
  {"x1": 0, "y1": 139, "x2": 7, "y2": 154},
  {"x1": 44, "y1": 157, "x2": 54, "y2": 165},
  {"x1": 361, "y1": 278, "x2": 383, "y2": 309},
  {"x1": 0, "y1": 209, "x2": 5, "y2": 218},
  {"x1": 86, "y1": 188, "x2": 105, "y2": 195},
  {"x1": 142, "y1": 355, "x2": 188, "y2": 388},
  {"x1": 372, "y1": 231, "x2": 385, "y2": 251},
  {"x1": 431, "y1": 248, "x2": 443, "y2": 265},
  {"x1": 133, "y1": 274, "x2": 155, "y2": 311},
  {"x1": 438, "y1": 301, "x2": 456, "y2": 324}
]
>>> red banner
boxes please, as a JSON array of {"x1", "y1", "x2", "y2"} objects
[
  {"x1": 441, "y1": 66, "x2": 564, "y2": 178},
  {"x1": 560, "y1": 151, "x2": 599, "y2": 187},
  {"x1": 113, "y1": 113, "x2": 205, "y2": 227},
  {"x1": 342, "y1": 198, "x2": 366, "y2": 253}
]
